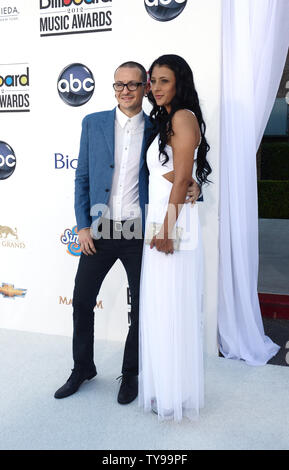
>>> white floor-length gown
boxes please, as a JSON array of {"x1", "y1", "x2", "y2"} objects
[{"x1": 139, "y1": 126, "x2": 204, "y2": 422}]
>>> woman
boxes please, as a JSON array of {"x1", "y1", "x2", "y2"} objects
[{"x1": 139, "y1": 54, "x2": 211, "y2": 421}]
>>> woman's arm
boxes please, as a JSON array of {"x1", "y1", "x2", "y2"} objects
[{"x1": 150, "y1": 110, "x2": 201, "y2": 254}]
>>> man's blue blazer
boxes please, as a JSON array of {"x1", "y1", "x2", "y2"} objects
[{"x1": 74, "y1": 107, "x2": 153, "y2": 233}]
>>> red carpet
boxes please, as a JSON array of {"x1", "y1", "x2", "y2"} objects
[{"x1": 259, "y1": 293, "x2": 289, "y2": 320}]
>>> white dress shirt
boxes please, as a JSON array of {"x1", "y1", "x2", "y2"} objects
[{"x1": 107, "y1": 107, "x2": 145, "y2": 221}]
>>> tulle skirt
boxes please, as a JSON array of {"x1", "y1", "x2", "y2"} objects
[{"x1": 138, "y1": 176, "x2": 204, "y2": 422}]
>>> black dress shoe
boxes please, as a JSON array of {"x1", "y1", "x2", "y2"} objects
[
  {"x1": 117, "y1": 375, "x2": 138, "y2": 404},
  {"x1": 54, "y1": 368, "x2": 97, "y2": 399}
]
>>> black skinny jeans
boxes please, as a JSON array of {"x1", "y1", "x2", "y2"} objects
[{"x1": 72, "y1": 227, "x2": 143, "y2": 376}]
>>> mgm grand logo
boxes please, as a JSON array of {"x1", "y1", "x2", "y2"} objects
[{"x1": 0, "y1": 225, "x2": 25, "y2": 248}]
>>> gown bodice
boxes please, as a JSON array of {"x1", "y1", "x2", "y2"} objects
[
  {"x1": 147, "y1": 138, "x2": 198, "y2": 178},
  {"x1": 146, "y1": 109, "x2": 200, "y2": 179}
]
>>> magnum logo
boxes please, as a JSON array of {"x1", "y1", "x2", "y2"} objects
[
  {"x1": 0, "y1": 283, "x2": 27, "y2": 298},
  {"x1": 0, "y1": 225, "x2": 25, "y2": 249},
  {"x1": 59, "y1": 296, "x2": 103, "y2": 310}
]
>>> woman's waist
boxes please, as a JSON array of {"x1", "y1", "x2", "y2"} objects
[{"x1": 146, "y1": 199, "x2": 198, "y2": 224}]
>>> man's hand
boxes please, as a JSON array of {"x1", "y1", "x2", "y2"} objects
[
  {"x1": 78, "y1": 228, "x2": 96, "y2": 256},
  {"x1": 185, "y1": 178, "x2": 200, "y2": 204}
]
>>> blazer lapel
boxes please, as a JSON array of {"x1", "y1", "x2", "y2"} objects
[{"x1": 139, "y1": 113, "x2": 154, "y2": 171}]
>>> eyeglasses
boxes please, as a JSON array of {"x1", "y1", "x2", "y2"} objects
[{"x1": 113, "y1": 81, "x2": 146, "y2": 92}]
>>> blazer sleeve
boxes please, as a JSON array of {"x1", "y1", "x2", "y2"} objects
[
  {"x1": 74, "y1": 116, "x2": 92, "y2": 231},
  {"x1": 197, "y1": 184, "x2": 204, "y2": 202}
]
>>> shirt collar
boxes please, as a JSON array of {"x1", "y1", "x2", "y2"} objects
[{"x1": 116, "y1": 106, "x2": 144, "y2": 130}]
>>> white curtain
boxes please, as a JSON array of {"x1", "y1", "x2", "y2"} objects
[{"x1": 218, "y1": 0, "x2": 289, "y2": 365}]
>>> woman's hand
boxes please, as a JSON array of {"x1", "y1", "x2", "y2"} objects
[
  {"x1": 150, "y1": 233, "x2": 174, "y2": 255},
  {"x1": 185, "y1": 178, "x2": 200, "y2": 204}
]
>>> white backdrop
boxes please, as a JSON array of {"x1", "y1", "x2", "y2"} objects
[{"x1": 0, "y1": 0, "x2": 221, "y2": 356}]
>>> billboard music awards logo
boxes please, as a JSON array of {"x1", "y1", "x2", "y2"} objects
[
  {"x1": 39, "y1": 0, "x2": 112, "y2": 37},
  {"x1": 0, "y1": 225, "x2": 25, "y2": 249},
  {"x1": 0, "y1": 64, "x2": 30, "y2": 112},
  {"x1": 0, "y1": 5, "x2": 20, "y2": 23},
  {"x1": 57, "y1": 63, "x2": 95, "y2": 106},
  {"x1": 60, "y1": 225, "x2": 81, "y2": 256},
  {"x1": 144, "y1": 0, "x2": 187, "y2": 21},
  {"x1": 0, "y1": 141, "x2": 16, "y2": 180}
]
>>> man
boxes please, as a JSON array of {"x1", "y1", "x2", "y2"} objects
[{"x1": 54, "y1": 61, "x2": 201, "y2": 403}]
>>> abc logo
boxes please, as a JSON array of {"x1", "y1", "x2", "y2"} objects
[
  {"x1": 0, "y1": 141, "x2": 16, "y2": 180},
  {"x1": 144, "y1": 0, "x2": 187, "y2": 22},
  {"x1": 57, "y1": 63, "x2": 95, "y2": 107}
]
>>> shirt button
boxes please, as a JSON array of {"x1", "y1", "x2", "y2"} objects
[
  {"x1": 105, "y1": 189, "x2": 110, "y2": 192},
  {"x1": 110, "y1": 164, "x2": 114, "y2": 168}
]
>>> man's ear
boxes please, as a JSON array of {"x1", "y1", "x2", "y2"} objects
[{"x1": 144, "y1": 82, "x2": 151, "y2": 98}]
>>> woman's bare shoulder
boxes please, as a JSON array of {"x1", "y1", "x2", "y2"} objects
[
  {"x1": 172, "y1": 108, "x2": 197, "y2": 120},
  {"x1": 172, "y1": 109, "x2": 200, "y2": 141}
]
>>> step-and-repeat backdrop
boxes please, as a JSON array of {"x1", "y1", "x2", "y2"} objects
[{"x1": 0, "y1": 0, "x2": 221, "y2": 354}]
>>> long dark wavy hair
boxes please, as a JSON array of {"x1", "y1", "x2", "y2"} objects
[{"x1": 147, "y1": 54, "x2": 212, "y2": 185}]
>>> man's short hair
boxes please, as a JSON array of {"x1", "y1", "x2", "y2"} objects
[{"x1": 115, "y1": 61, "x2": 147, "y2": 83}]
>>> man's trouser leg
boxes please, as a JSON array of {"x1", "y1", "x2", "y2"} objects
[
  {"x1": 72, "y1": 239, "x2": 117, "y2": 371},
  {"x1": 118, "y1": 237, "x2": 144, "y2": 376}
]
